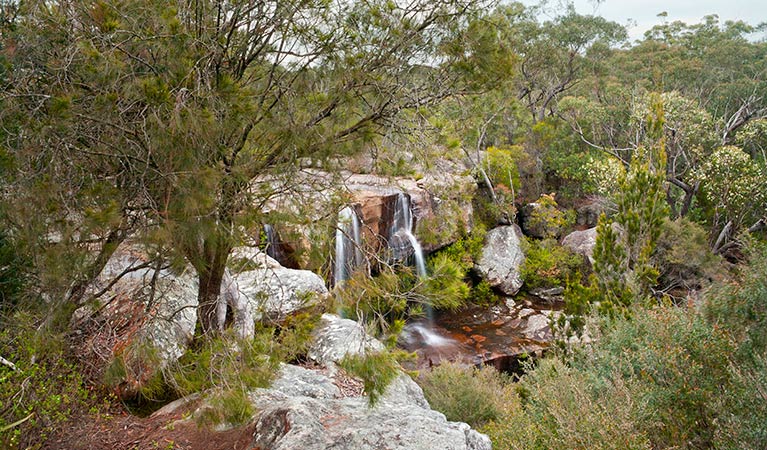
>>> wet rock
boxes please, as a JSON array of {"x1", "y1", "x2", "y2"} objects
[
  {"x1": 475, "y1": 225, "x2": 526, "y2": 295},
  {"x1": 530, "y1": 286, "x2": 565, "y2": 304},
  {"x1": 523, "y1": 314, "x2": 551, "y2": 341},
  {"x1": 342, "y1": 172, "x2": 476, "y2": 254}
]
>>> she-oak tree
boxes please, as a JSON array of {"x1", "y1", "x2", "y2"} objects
[{"x1": 0, "y1": 0, "x2": 507, "y2": 335}]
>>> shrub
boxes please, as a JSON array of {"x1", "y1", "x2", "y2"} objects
[
  {"x1": 338, "y1": 350, "x2": 403, "y2": 406},
  {"x1": 419, "y1": 362, "x2": 517, "y2": 428},
  {"x1": 338, "y1": 255, "x2": 471, "y2": 337},
  {"x1": 0, "y1": 321, "x2": 92, "y2": 449},
  {"x1": 571, "y1": 307, "x2": 734, "y2": 449},
  {"x1": 655, "y1": 217, "x2": 721, "y2": 294},
  {"x1": 521, "y1": 238, "x2": 582, "y2": 290},
  {"x1": 488, "y1": 358, "x2": 651, "y2": 450},
  {"x1": 524, "y1": 193, "x2": 575, "y2": 239}
]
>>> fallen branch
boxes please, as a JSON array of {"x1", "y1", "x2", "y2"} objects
[
  {"x1": 0, "y1": 355, "x2": 18, "y2": 371},
  {"x1": 0, "y1": 412, "x2": 34, "y2": 433}
]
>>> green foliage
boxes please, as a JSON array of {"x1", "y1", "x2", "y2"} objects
[
  {"x1": 705, "y1": 244, "x2": 767, "y2": 360},
  {"x1": 419, "y1": 362, "x2": 516, "y2": 428},
  {"x1": 655, "y1": 218, "x2": 721, "y2": 293},
  {"x1": 427, "y1": 224, "x2": 502, "y2": 306},
  {"x1": 105, "y1": 313, "x2": 318, "y2": 425},
  {"x1": 485, "y1": 145, "x2": 522, "y2": 193},
  {"x1": 169, "y1": 330, "x2": 279, "y2": 426},
  {"x1": 521, "y1": 238, "x2": 582, "y2": 290},
  {"x1": 470, "y1": 279, "x2": 500, "y2": 306},
  {"x1": 0, "y1": 227, "x2": 28, "y2": 312},
  {"x1": 338, "y1": 350, "x2": 402, "y2": 406},
  {"x1": 565, "y1": 96, "x2": 669, "y2": 325},
  {"x1": 530, "y1": 118, "x2": 597, "y2": 200},
  {"x1": 477, "y1": 280, "x2": 767, "y2": 450},
  {"x1": 338, "y1": 257, "x2": 470, "y2": 338},
  {"x1": 485, "y1": 357, "x2": 652, "y2": 450},
  {"x1": 417, "y1": 254, "x2": 470, "y2": 311},
  {"x1": 0, "y1": 321, "x2": 92, "y2": 449},
  {"x1": 524, "y1": 193, "x2": 575, "y2": 239},
  {"x1": 693, "y1": 145, "x2": 767, "y2": 231},
  {"x1": 435, "y1": 223, "x2": 487, "y2": 273}
]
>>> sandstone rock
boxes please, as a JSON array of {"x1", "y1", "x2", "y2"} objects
[
  {"x1": 249, "y1": 394, "x2": 491, "y2": 450},
  {"x1": 561, "y1": 226, "x2": 598, "y2": 265},
  {"x1": 530, "y1": 286, "x2": 565, "y2": 304},
  {"x1": 523, "y1": 314, "x2": 552, "y2": 341},
  {"x1": 232, "y1": 249, "x2": 328, "y2": 322},
  {"x1": 475, "y1": 225, "x2": 526, "y2": 295},
  {"x1": 576, "y1": 197, "x2": 608, "y2": 228},
  {"x1": 244, "y1": 314, "x2": 490, "y2": 450},
  {"x1": 76, "y1": 243, "x2": 199, "y2": 399},
  {"x1": 308, "y1": 313, "x2": 386, "y2": 365},
  {"x1": 562, "y1": 223, "x2": 622, "y2": 266},
  {"x1": 342, "y1": 172, "x2": 476, "y2": 254}
]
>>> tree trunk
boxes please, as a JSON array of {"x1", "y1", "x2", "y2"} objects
[
  {"x1": 67, "y1": 226, "x2": 126, "y2": 305},
  {"x1": 196, "y1": 260, "x2": 227, "y2": 336}
]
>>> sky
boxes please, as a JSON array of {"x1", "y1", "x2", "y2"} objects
[{"x1": 521, "y1": 0, "x2": 767, "y2": 42}]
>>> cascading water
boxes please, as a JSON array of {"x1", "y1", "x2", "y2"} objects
[
  {"x1": 390, "y1": 193, "x2": 427, "y2": 277},
  {"x1": 334, "y1": 206, "x2": 363, "y2": 286},
  {"x1": 263, "y1": 224, "x2": 279, "y2": 260}
]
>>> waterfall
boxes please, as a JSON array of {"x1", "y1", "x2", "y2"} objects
[
  {"x1": 390, "y1": 193, "x2": 427, "y2": 278},
  {"x1": 263, "y1": 224, "x2": 279, "y2": 260},
  {"x1": 334, "y1": 206, "x2": 363, "y2": 286}
]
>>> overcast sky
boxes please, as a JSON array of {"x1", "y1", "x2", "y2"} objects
[{"x1": 521, "y1": 0, "x2": 767, "y2": 42}]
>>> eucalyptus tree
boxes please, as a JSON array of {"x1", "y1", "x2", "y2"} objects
[
  {"x1": 506, "y1": 3, "x2": 626, "y2": 122},
  {"x1": 1, "y1": 0, "x2": 498, "y2": 334}
]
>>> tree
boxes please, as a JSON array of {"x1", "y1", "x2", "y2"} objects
[
  {"x1": 507, "y1": 3, "x2": 626, "y2": 122},
  {"x1": 562, "y1": 95, "x2": 669, "y2": 329},
  {"x1": 1, "y1": 0, "x2": 496, "y2": 335}
]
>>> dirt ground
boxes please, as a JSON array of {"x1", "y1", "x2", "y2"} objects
[{"x1": 44, "y1": 402, "x2": 259, "y2": 450}]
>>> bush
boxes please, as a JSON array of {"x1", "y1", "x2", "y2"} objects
[
  {"x1": 524, "y1": 193, "x2": 575, "y2": 239},
  {"x1": 655, "y1": 217, "x2": 721, "y2": 294},
  {"x1": 0, "y1": 321, "x2": 92, "y2": 449},
  {"x1": 338, "y1": 350, "x2": 403, "y2": 406},
  {"x1": 522, "y1": 238, "x2": 582, "y2": 290},
  {"x1": 338, "y1": 256, "x2": 471, "y2": 337},
  {"x1": 486, "y1": 358, "x2": 651, "y2": 450},
  {"x1": 419, "y1": 362, "x2": 517, "y2": 428},
  {"x1": 571, "y1": 307, "x2": 734, "y2": 449}
]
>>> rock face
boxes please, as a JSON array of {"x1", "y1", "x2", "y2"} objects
[
  {"x1": 576, "y1": 197, "x2": 608, "y2": 228},
  {"x1": 475, "y1": 225, "x2": 526, "y2": 295},
  {"x1": 231, "y1": 247, "x2": 328, "y2": 322},
  {"x1": 342, "y1": 171, "x2": 476, "y2": 254},
  {"x1": 246, "y1": 314, "x2": 491, "y2": 450}
]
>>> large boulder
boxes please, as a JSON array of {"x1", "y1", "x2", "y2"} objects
[
  {"x1": 475, "y1": 225, "x2": 526, "y2": 296},
  {"x1": 246, "y1": 314, "x2": 491, "y2": 450},
  {"x1": 230, "y1": 247, "x2": 328, "y2": 322},
  {"x1": 74, "y1": 243, "x2": 199, "y2": 399},
  {"x1": 156, "y1": 314, "x2": 492, "y2": 450},
  {"x1": 561, "y1": 227, "x2": 598, "y2": 265}
]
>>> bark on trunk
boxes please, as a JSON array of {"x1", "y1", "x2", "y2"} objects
[
  {"x1": 67, "y1": 227, "x2": 126, "y2": 305},
  {"x1": 196, "y1": 261, "x2": 227, "y2": 336}
]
